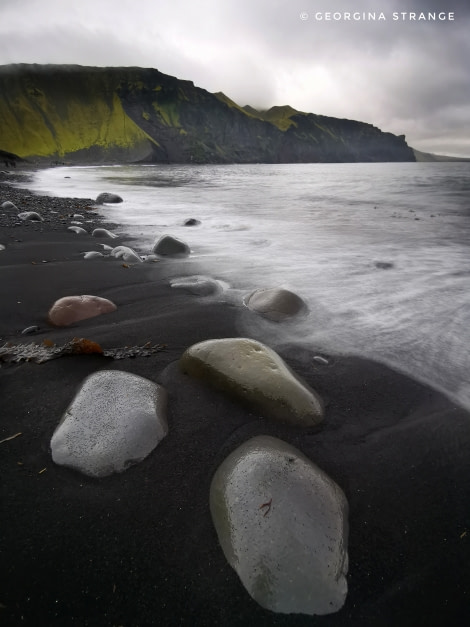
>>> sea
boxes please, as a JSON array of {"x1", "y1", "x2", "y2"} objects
[{"x1": 26, "y1": 162, "x2": 470, "y2": 411}]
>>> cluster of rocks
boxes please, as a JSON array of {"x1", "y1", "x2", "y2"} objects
[
  {"x1": 49, "y1": 336, "x2": 348, "y2": 616},
  {"x1": 2, "y1": 181, "x2": 309, "y2": 323},
  {"x1": 0, "y1": 176, "x2": 117, "y2": 234},
  {"x1": 38, "y1": 279, "x2": 344, "y2": 616},
  {"x1": 2, "y1": 178, "x2": 348, "y2": 616}
]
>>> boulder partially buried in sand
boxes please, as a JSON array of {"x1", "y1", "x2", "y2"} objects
[
  {"x1": 152, "y1": 235, "x2": 190, "y2": 257},
  {"x1": 92, "y1": 228, "x2": 118, "y2": 239},
  {"x1": 179, "y1": 338, "x2": 323, "y2": 426},
  {"x1": 244, "y1": 287, "x2": 306, "y2": 321},
  {"x1": 18, "y1": 211, "x2": 43, "y2": 222},
  {"x1": 210, "y1": 435, "x2": 349, "y2": 615},
  {"x1": 170, "y1": 275, "x2": 221, "y2": 296},
  {"x1": 1, "y1": 200, "x2": 17, "y2": 210},
  {"x1": 68, "y1": 226, "x2": 87, "y2": 235},
  {"x1": 50, "y1": 370, "x2": 168, "y2": 477},
  {"x1": 48, "y1": 295, "x2": 117, "y2": 326},
  {"x1": 110, "y1": 245, "x2": 143, "y2": 263}
]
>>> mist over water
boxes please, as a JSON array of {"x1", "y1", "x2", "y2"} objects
[{"x1": 30, "y1": 162, "x2": 470, "y2": 410}]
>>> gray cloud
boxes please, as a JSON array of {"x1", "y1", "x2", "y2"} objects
[{"x1": 0, "y1": 0, "x2": 469, "y2": 156}]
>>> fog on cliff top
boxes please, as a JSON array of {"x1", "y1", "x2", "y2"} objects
[{"x1": 0, "y1": 0, "x2": 469, "y2": 157}]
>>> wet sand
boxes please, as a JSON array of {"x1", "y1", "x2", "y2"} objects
[{"x1": 1, "y1": 171, "x2": 470, "y2": 626}]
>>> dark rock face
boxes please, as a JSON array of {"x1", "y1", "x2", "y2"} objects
[{"x1": 0, "y1": 64, "x2": 416, "y2": 164}]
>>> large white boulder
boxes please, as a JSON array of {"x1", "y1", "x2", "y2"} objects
[
  {"x1": 210, "y1": 435, "x2": 349, "y2": 615},
  {"x1": 51, "y1": 370, "x2": 168, "y2": 477}
]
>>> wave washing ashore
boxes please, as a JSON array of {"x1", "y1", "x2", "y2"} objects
[
  {"x1": 1, "y1": 167, "x2": 470, "y2": 626},
  {"x1": 29, "y1": 161, "x2": 470, "y2": 413}
]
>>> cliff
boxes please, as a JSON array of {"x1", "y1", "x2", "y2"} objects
[{"x1": 0, "y1": 64, "x2": 416, "y2": 164}]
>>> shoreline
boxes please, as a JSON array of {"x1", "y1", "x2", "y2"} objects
[{"x1": 1, "y1": 170, "x2": 470, "y2": 625}]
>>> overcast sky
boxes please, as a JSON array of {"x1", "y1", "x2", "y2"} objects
[{"x1": 1, "y1": 0, "x2": 469, "y2": 156}]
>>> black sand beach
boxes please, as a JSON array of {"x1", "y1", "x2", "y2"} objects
[{"x1": 1, "y1": 170, "x2": 470, "y2": 626}]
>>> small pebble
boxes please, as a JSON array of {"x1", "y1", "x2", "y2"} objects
[{"x1": 21, "y1": 325, "x2": 40, "y2": 335}]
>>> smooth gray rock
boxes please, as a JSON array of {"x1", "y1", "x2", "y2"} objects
[
  {"x1": 244, "y1": 287, "x2": 306, "y2": 321},
  {"x1": 179, "y1": 338, "x2": 324, "y2": 426},
  {"x1": 183, "y1": 218, "x2": 201, "y2": 226},
  {"x1": 83, "y1": 251, "x2": 104, "y2": 259},
  {"x1": 68, "y1": 226, "x2": 87, "y2": 235},
  {"x1": 1, "y1": 201, "x2": 17, "y2": 210},
  {"x1": 95, "y1": 192, "x2": 123, "y2": 204},
  {"x1": 210, "y1": 435, "x2": 349, "y2": 615},
  {"x1": 51, "y1": 370, "x2": 168, "y2": 477},
  {"x1": 170, "y1": 275, "x2": 221, "y2": 296},
  {"x1": 0, "y1": 244, "x2": 5, "y2": 251},
  {"x1": 18, "y1": 211, "x2": 43, "y2": 222},
  {"x1": 152, "y1": 235, "x2": 190, "y2": 257},
  {"x1": 110, "y1": 245, "x2": 143, "y2": 263},
  {"x1": 92, "y1": 228, "x2": 119, "y2": 239}
]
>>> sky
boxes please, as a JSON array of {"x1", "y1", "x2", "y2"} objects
[{"x1": 0, "y1": 0, "x2": 469, "y2": 156}]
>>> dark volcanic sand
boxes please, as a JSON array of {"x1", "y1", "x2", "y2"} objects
[{"x1": 1, "y1": 170, "x2": 470, "y2": 626}]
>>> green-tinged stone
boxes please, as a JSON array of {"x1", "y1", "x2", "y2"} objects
[{"x1": 179, "y1": 338, "x2": 323, "y2": 426}]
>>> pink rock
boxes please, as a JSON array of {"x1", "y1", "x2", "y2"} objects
[{"x1": 48, "y1": 295, "x2": 117, "y2": 327}]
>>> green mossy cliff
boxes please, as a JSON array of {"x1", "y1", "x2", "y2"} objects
[{"x1": 0, "y1": 64, "x2": 415, "y2": 164}]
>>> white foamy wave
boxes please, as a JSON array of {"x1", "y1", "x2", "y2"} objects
[{"x1": 29, "y1": 162, "x2": 470, "y2": 411}]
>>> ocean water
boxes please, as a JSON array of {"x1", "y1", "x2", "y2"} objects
[{"x1": 27, "y1": 162, "x2": 470, "y2": 411}]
